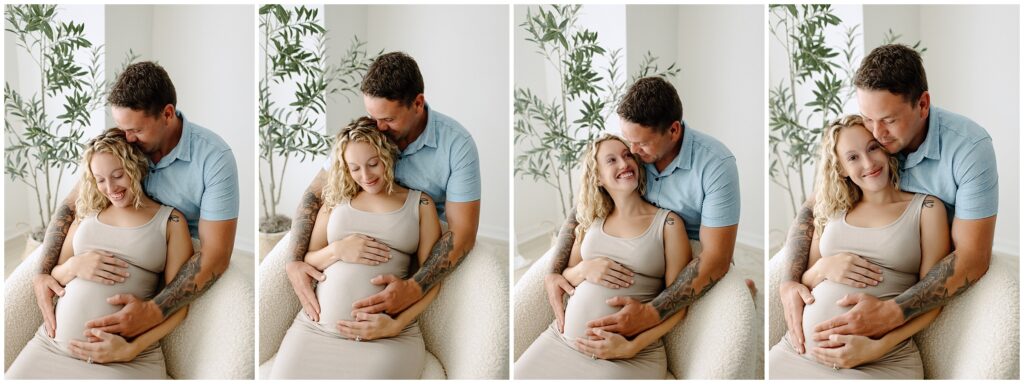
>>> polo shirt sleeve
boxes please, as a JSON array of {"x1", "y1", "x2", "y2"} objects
[
  {"x1": 200, "y1": 149, "x2": 240, "y2": 220},
  {"x1": 700, "y1": 156, "x2": 741, "y2": 227},
  {"x1": 952, "y1": 138, "x2": 998, "y2": 219},
  {"x1": 445, "y1": 134, "x2": 481, "y2": 202}
]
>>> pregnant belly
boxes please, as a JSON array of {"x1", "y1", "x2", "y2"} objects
[
  {"x1": 316, "y1": 256, "x2": 407, "y2": 333},
  {"x1": 54, "y1": 267, "x2": 159, "y2": 346},
  {"x1": 800, "y1": 279, "x2": 908, "y2": 354},
  {"x1": 562, "y1": 282, "x2": 629, "y2": 342}
]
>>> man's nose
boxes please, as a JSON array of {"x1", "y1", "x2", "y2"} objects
[{"x1": 125, "y1": 131, "x2": 137, "y2": 142}]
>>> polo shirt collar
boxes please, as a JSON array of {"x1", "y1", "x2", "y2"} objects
[
  {"x1": 153, "y1": 110, "x2": 192, "y2": 169},
  {"x1": 646, "y1": 120, "x2": 691, "y2": 177},
  {"x1": 902, "y1": 106, "x2": 940, "y2": 169},
  {"x1": 402, "y1": 104, "x2": 439, "y2": 156}
]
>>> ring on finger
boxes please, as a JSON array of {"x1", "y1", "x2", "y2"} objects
[
  {"x1": 87, "y1": 356, "x2": 93, "y2": 364},
  {"x1": 832, "y1": 363, "x2": 838, "y2": 371},
  {"x1": 355, "y1": 336, "x2": 361, "y2": 342},
  {"x1": 591, "y1": 353, "x2": 596, "y2": 360}
]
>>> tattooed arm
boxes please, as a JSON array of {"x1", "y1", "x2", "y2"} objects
[
  {"x1": 778, "y1": 198, "x2": 818, "y2": 353},
  {"x1": 543, "y1": 208, "x2": 580, "y2": 332},
  {"x1": 352, "y1": 199, "x2": 481, "y2": 315},
  {"x1": 284, "y1": 170, "x2": 329, "y2": 321},
  {"x1": 33, "y1": 184, "x2": 79, "y2": 338},
  {"x1": 586, "y1": 222, "x2": 736, "y2": 338},
  {"x1": 812, "y1": 212, "x2": 995, "y2": 340},
  {"x1": 83, "y1": 215, "x2": 235, "y2": 338}
]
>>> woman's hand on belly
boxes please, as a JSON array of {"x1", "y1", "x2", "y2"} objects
[
  {"x1": 336, "y1": 312, "x2": 401, "y2": 341},
  {"x1": 67, "y1": 329, "x2": 140, "y2": 364},
  {"x1": 573, "y1": 328, "x2": 637, "y2": 360},
  {"x1": 810, "y1": 334, "x2": 887, "y2": 369},
  {"x1": 332, "y1": 234, "x2": 392, "y2": 266},
  {"x1": 576, "y1": 257, "x2": 635, "y2": 289},
  {"x1": 809, "y1": 252, "x2": 883, "y2": 288},
  {"x1": 65, "y1": 250, "x2": 131, "y2": 285}
]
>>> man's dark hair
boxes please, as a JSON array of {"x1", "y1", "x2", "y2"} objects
[
  {"x1": 853, "y1": 44, "x2": 928, "y2": 104},
  {"x1": 616, "y1": 77, "x2": 683, "y2": 134},
  {"x1": 107, "y1": 61, "x2": 177, "y2": 117},
  {"x1": 360, "y1": 52, "x2": 424, "y2": 106}
]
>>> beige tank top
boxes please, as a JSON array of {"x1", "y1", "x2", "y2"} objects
[
  {"x1": 562, "y1": 208, "x2": 670, "y2": 342},
  {"x1": 54, "y1": 205, "x2": 172, "y2": 346},
  {"x1": 801, "y1": 193, "x2": 925, "y2": 354},
  {"x1": 315, "y1": 190, "x2": 421, "y2": 334}
]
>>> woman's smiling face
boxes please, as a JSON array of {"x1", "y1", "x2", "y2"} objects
[
  {"x1": 344, "y1": 140, "x2": 388, "y2": 195},
  {"x1": 595, "y1": 139, "x2": 640, "y2": 193},
  {"x1": 90, "y1": 151, "x2": 137, "y2": 208},
  {"x1": 835, "y1": 124, "x2": 893, "y2": 193}
]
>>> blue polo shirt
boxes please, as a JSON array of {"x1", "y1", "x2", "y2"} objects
[
  {"x1": 897, "y1": 106, "x2": 998, "y2": 220},
  {"x1": 643, "y1": 122, "x2": 741, "y2": 240},
  {"x1": 325, "y1": 106, "x2": 481, "y2": 222},
  {"x1": 144, "y1": 111, "x2": 240, "y2": 237}
]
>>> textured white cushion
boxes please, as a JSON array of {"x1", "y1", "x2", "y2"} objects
[
  {"x1": 513, "y1": 240, "x2": 757, "y2": 379},
  {"x1": 258, "y1": 232, "x2": 509, "y2": 379},
  {"x1": 5, "y1": 241, "x2": 255, "y2": 379},
  {"x1": 768, "y1": 248, "x2": 1020, "y2": 379}
]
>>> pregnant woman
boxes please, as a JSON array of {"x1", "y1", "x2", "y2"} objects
[
  {"x1": 269, "y1": 117, "x2": 442, "y2": 379},
  {"x1": 7, "y1": 129, "x2": 192, "y2": 379},
  {"x1": 769, "y1": 115, "x2": 949, "y2": 379},
  {"x1": 515, "y1": 134, "x2": 691, "y2": 379}
]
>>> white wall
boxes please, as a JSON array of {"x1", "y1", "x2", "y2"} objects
[
  {"x1": 513, "y1": 5, "x2": 563, "y2": 244},
  {"x1": 768, "y1": 5, "x2": 863, "y2": 249},
  {"x1": 912, "y1": 5, "x2": 1018, "y2": 256},
  {"x1": 516, "y1": 5, "x2": 765, "y2": 249},
  {"x1": 513, "y1": 5, "x2": 627, "y2": 245},
  {"x1": 5, "y1": 5, "x2": 105, "y2": 238},
  {"x1": 675, "y1": 5, "x2": 765, "y2": 248},
  {"x1": 770, "y1": 5, "x2": 1020, "y2": 257},
  {"x1": 276, "y1": 5, "x2": 511, "y2": 242},
  {"x1": 107, "y1": 5, "x2": 256, "y2": 252}
]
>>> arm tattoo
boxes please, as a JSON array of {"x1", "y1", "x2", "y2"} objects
[
  {"x1": 153, "y1": 251, "x2": 223, "y2": 317},
  {"x1": 39, "y1": 204, "x2": 76, "y2": 274},
  {"x1": 419, "y1": 197, "x2": 429, "y2": 206},
  {"x1": 781, "y1": 203, "x2": 815, "y2": 282},
  {"x1": 894, "y1": 252, "x2": 978, "y2": 320},
  {"x1": 412, "y1": 231, "x2": 466, "y2": 292},
  {"x1": 289, "y1": 190, "x2": 322, "y2": 262},
  {"x1": 923, "y1": 199, "x2": 935, "y2": 208},
  {"x1": 168, "y1": 214, "x2": 180, "y2": 223},
  {"x1": 650, "y1": 256, "x2": 721, "y2": 319},
  {"x1": 550, "y1": 208, "x2": 579, "y2": 274},
  {"x1": 666, "y1": 217, "x2": 676, "y2": 225}
]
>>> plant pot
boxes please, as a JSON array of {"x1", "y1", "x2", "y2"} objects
[{"x1": 259, "y1": 230, "x2": 288, "y2": 262}]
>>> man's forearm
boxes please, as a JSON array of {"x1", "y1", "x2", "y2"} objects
[
  {"x1": 153, "y1": 251, "x2": 224, "y2": 317},
  {"x1": 289, "y1": 190, "x2": 322, "y2": 262},
  {"x1": 550, "y1": 208, "x2": 578, "y2": 274},
  {"x1": 782, "y1": 202, "x2": 814, "y2": 282},
  {"x1": 39, "y1": 204, "x2": 76, "y2": 274},
  {"x1": 649, "y1": 255, "x2": 725, "y2": 320},
  {"x1": 894, "y1": 252, "x2": 980, "y2": 321},
  {"x1": 412, "y1": 231, "x2": 471, "y2": 293}
]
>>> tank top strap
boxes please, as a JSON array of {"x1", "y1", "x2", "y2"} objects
[
  {"x1": 898, "y1": 193, "x2": 927, "y2": 230},
  {"x1": 647, "y1": 208, "x2": 672, "y2": 243},
  {"x1": 152, "y1": 205, "x2": 175, "y2": 238},
  {"x1": 406, "y1": 190, "x2": 423, "y2": 221}
]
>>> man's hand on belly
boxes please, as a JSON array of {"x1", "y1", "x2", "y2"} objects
[
  {"x1": 585, "y1": 296, "x2": 660, "y2": 338},
  {"x1": 351, "y1": 274, "x2": 423, "y2": 316},
  {"x1": 83, "y1": 294, "x2": 164, "y2": 338},
  {"x1": 813, "y1": 293, "x2": 904, "y2": 340}
]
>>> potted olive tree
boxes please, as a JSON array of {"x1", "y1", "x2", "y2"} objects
[
  {"x1": 258, "y1": 4, "x2": 376, "y2": 259},
  {"x1": 5, "y1": 5, "x2": 105, "y2": 257},
  {"x1": 514, "y1": 5, "x2": 679, "y2": 268}
]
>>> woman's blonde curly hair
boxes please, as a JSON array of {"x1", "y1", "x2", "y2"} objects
[
  {"x1": 323, "y1": 117, "x2": 400, "y2": 209},
  {"x1": 814, "y1": 114, "x2": 900, "y2": 231},
  {"x1": 574, "y1": 133, "x2": 648, "y2": 239},
  {"x1": 77, "y1": 128, "x2": 151, "y2": 217}
]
